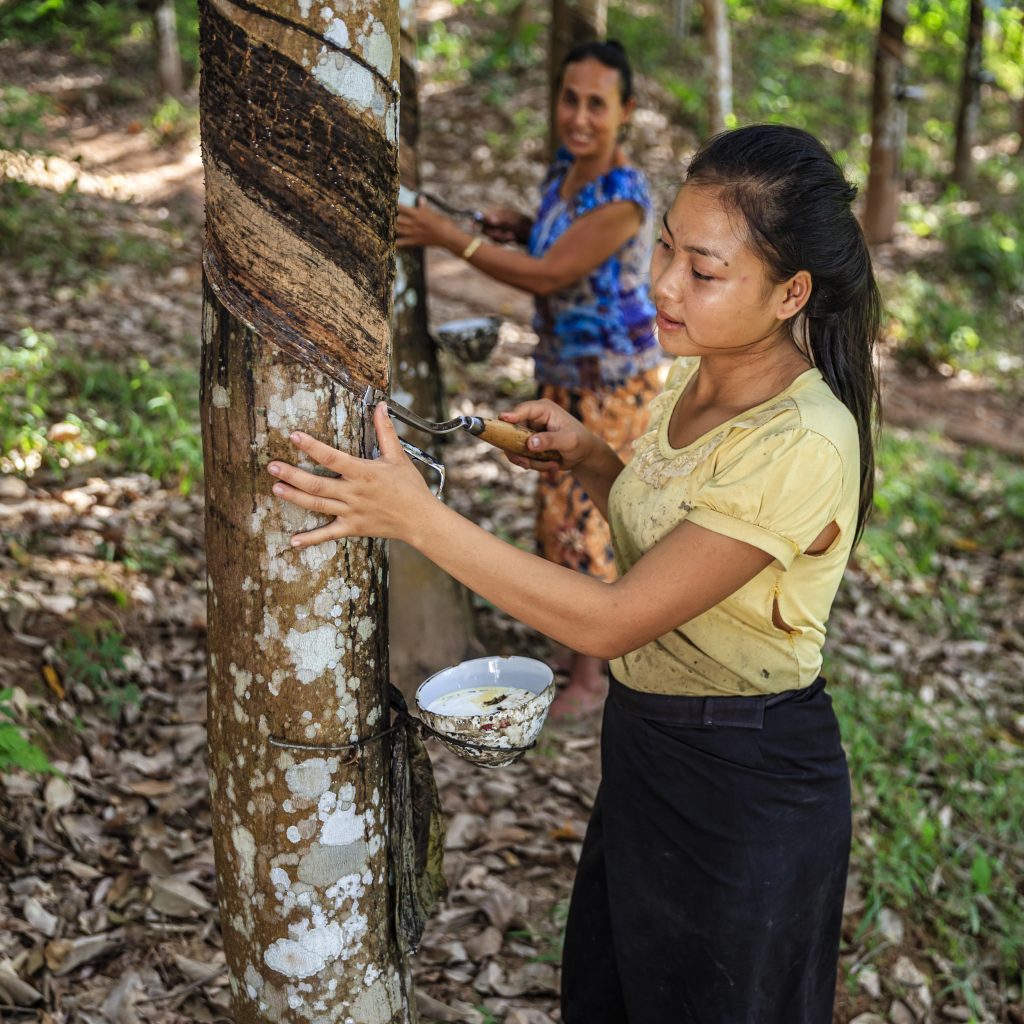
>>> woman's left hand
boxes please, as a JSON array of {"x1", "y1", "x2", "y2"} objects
[
  {"x1": 397, "y1": 198, "x2": 460, "y2": 250},
  {"x1": 267, "y1": 403, "x2": 434, "y2": 549}
]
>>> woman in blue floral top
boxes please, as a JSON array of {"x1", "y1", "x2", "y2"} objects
[{"x1": 398, "y1": 40, "x2": 664, "y2": 715}]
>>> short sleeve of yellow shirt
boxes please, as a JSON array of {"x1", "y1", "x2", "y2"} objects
[{"x1": 608, "y1": 357, "x2": 861, "y2": 697}]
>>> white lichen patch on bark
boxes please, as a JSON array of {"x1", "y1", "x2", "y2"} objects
[
  {"x1": 266, "y1": 379, "x2": 328, "y2": 435},
  {"x1": 317, "y1": 790, "x2": 367, "y2": 847},
  {"x1": 232, "y1": 825, "x2": 258, "y2": 892},
  {"x1": 284, "y1": 757, "x2": 339, "y2": 800},
  {"x1": 212, "y1": 384, "x2": 231, "y2": 408},
  {"x1": 324, "y1": 16, "x2": 349, "y2": 48},
  {"x1": 230, "y1": 663, "x2": 253, "y2": 699},
  {"x1": 284, "y1": 623, "x2": 341, "y2": 684},
  {"x1": 356, "y1": 17, "x2": 394, "y2": 80}
]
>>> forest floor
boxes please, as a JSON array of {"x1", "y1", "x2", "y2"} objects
[{"x1": 1, "y1": 21, "x2": 1023, "y2": 1024}]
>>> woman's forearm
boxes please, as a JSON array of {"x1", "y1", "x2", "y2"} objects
[
  {"x1": 407, "y1": 498, "x2": 622, "y2": 658},
  {"x1": 444, "y1": 226, "x2": 570, "y2": 296}
]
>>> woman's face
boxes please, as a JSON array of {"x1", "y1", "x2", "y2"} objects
[
  {"x1": 556, "y1": 58, "x2": 631, "y2": 161},
  {"x1": 651, "y1": 184, "x2": 799, "y2": 359}
]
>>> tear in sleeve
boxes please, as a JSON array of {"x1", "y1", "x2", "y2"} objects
[{"x1": 687, "y1": 428, "x2": 845, "y2": 569}]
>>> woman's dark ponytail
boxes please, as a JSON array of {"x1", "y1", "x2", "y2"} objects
[{"x1": 686, "y1": 124, "x2": 881, "y2": 544}]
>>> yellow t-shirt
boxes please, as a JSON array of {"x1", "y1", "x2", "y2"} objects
[{"x1": 608, "y1": 357, "x2": 860, "y2": 697}]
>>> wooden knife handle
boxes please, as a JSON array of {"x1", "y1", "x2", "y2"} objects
[{"x1": 475, "y1": 419, "x2": 560, "y2": 462}]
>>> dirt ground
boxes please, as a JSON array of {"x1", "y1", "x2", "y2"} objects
[{"x1": 1, "y1": 32, "x2": 1022, "y2": 1024}]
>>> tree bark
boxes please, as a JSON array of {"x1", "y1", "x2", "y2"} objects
[
  {"x1": 863, "y1": 0, "x2": 910, "y2": 245},
  {"x1": 199, "y1": 0, "x2": 413, "y2": 1021},
  {"x1": 700, "y1": 0, "x2": 732, "y2": 135},
  {"x1": 547, "y1": 0, "x2": 607, "y2": 160},
  {"x1": 389, "y1": 0, "x2": 476, "y2": 697},
  {"x1": 952, "y1": 0, "x2": 984, "y2": 187},
  {"x1": 154, "y1": 0, "x2": 184, "y2": 97},
  {"x1": 673, "y1": 0, "x2": 693, "y2": 52}
]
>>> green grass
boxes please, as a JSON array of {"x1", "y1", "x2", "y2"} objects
[
  {"x1": 59, "y1": 622, "x2": 141, "y2": 718},
  {"x1": 831, "y1": 428, "x2": 1024, "y2": 1011},
  {"x1": 834, "y1": 675, "x2": 1024, "y2": 1007},
  {"x1": 0, "y1": 0, "x2": 199, "y2": 81},
  {"x1": 0, "y1": 688, "x2": 57, "y2": 774},
  {"x1": 0, "y1": 180, "x2": 176, "y2": 284},
  {"x1": 0, "y1": 327, "x2": 202, "y2": 491},
  {"x1": 857, "y1": 429, "x2": 1024, "y2": 637}
]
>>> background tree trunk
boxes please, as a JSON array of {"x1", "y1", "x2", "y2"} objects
[
  {"x1": 952, "y1": 0, "x2": 984, "y2": 187},
  {"x1": 199, "y1": 0, "x2": 413, "y2": 1020},
  {"x1": 700, "y1": 0, "x2": 732, "y2": 135},
  {"x1": 154, "y1": 0, "x2": 184, "y2": 97},
  {"x1": 547, "y1": 0, "x2": 607, "y2": 161},
  {"x1": 864, "y1": 0, "x2": 910, "y2": 244},
  {"x1": 389, "y1": 0, "x2": 476, "y2": 698},
  {"x1": 673, "y1": 0, "x2": 693, "y2": 53}
]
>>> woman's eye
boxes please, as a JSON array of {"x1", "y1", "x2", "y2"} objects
[
  {"x1": 691, "y1": 268, "x2": 714, "y2": 282},
  {"x1": 656, "y1": 237, "x2": 672, "y2": 251}
]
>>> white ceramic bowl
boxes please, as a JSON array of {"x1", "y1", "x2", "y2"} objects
[{"x1": 415, "y1": 656, "x2": 555, "y2": 768}]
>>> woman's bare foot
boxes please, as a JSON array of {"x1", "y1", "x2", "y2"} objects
[{"x1": 549, "y1": 653, "x2": 608, "y2": 719}]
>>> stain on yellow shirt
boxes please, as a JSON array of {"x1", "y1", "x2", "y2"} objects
[{"x1": 608, "y1": 357, "x2": 860, "y2": 696}]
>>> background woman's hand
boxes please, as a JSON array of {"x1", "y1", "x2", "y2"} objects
[
  {"x1": 397, "y1": 198, "x2": 460, "y2": 250},
  {"x1": 500, "y1": 399, "x2": 599, "y2": 473},
  {"x1": 267, "y1": 403, "x2": 434, "y2": 549},
  {"x1": 481, "y1": 207, "x2": 533, "y2": 245}
]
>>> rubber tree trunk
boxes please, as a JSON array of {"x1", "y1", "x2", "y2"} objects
[
  {"x1": 547, "y1": 0, "x2": 607, "y2": 161},
  {"x1": 700, "y1": 0, "x2": 732, "y2": 135},
  {"x1": 154, "y1": 0, "x2": 184, "y2": 96},
  {"x1": 863, "y1": 0, "x2": 910, "y2": 244},
  {"x1": 389, "y1": 0, "x2": 476, "y2": 697},
  {"x1": 199, "y1": 0, "x2": 413, "y2": 1020},
  {"x1": 673, "y1": 0, "x2": 693, "y2": 52},
  {"x1": 952, "y1": 0, "x2": 985, "y2": 187}
]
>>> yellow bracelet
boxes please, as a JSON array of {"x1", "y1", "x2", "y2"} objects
[{"x1": 460, "y1": 237, "x2": 483, "y2": 261}]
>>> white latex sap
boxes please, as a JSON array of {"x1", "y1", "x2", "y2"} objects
[{"x1": 425, "y1": 685, "x2": 536, "y2": 717}]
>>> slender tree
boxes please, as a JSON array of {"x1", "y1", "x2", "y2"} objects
[
  {"x1": 389, "y1": 0, "x2": 475, "y2": 694},
  {"x1": 199, "y1": 0, "x2": 414, "y2": 1020},
  {"x1": 953, "y1": 0, "x2": 985, "y2": 187},
  {"x1": 700, "y1": 0, "x2": 733, "y2": 134},
  {"x1": 548, "y1": 0, "x2": 607, "y2": 159},
  {"x1": 673, "y1": 0, "x2": 693, "y2": 53},
  {"x1": 864, "y1": 0, "x2": 910, "y2": 244},
  {"x1": 138, "y1": 0, "x2": 185, "y2": 97}
]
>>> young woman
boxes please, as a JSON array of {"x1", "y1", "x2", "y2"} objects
[
  {"x1": 397, "y1": 40, "x2": 664, "y2": 716},
  {"x1": 269, "y1": 124, "x2": 881, "y2": 1023}
]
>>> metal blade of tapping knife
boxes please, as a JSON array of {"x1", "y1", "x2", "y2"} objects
[{"x1": 361, "y1": 386, "x2": 468, "y2": 436}]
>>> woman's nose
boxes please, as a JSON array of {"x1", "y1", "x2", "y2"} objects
[{"x1": 653, "y1": 262, "x2": 684, "y2": 304}]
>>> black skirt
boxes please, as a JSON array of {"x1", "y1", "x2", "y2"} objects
[{"x1": 561, "y1": 676, "x2": 851, "y2": 1024}]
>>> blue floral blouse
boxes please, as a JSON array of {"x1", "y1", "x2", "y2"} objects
[{"x1": 528, "y1": 149, "x2": 661, "y2": 390}]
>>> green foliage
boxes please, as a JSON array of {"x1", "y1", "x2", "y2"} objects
[
  {"x1": 860, "y1": 430, "x2": 1024, "y2": 635},
  {"x1": 0, "y1": 179, "x2": 174, "y2": 284},
  {"x1": 0, "y1": 0, "x2": 200, "y2": 81},
  {"x1": 834, "y1": 676, "x2": 1024, "y2": 988},
  {"x1": 58, "y1": 622, "x2": 140, "y2": 717},
  {"x1": 148, "y1": 94, "x2": 198, "y2": 144},
  {"x1": 0, "y1": 327, "x2": 203, "y2": 489},
  {"x1": 0, "y1": 86, "x2": 53, "y2": 149},
  {"x1": 0, "y1": 688, "x2": 56, "y2": 774}
]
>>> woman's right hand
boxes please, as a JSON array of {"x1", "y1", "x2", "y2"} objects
[
  {"x1": 481, "y1": 208, "x2": 533, "y2": 245},
  {"x1": 499, "y1": 399, "x2": 599, "y2": 473}
]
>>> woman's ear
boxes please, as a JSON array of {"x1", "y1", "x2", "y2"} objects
[
  {"x1": 776, "y1": 270, "x2": 812, "y2": 321},
  {"x1": 621, "y1": 96, "x2": 637, "y2": 123}
]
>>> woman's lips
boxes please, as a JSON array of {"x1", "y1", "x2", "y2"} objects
[{"x1": 656, "y1": 311, "x2": 685, "y2": 332}]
